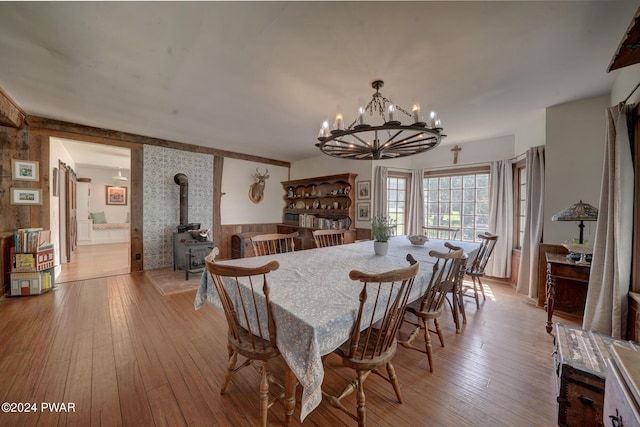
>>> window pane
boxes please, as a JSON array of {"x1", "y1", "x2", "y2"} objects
[{"x1": 423, "y1": 171, "x2": 490, "y2": 242}]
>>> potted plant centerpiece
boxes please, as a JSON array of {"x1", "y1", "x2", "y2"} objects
[{"x1": 371, "y1": 215, "x2": 396, "y2": 256}]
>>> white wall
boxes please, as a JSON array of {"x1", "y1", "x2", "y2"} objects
[
  {"x1": 544, "y1": 94, "x2": 609, "y2": 245},
  {"x1": 221, "y1": 158, "x2": 288, "y2": 225},
  {"x1": 76, "y1": 166, "x2": 131, "y2": 223},
  {"x1": 515, "y1": 110, "x2": 546, "y2": 155},
  {"x1": 611, "y1": 63, "x2": 640, "y2": 105},
  {"x1": 409, "y1": 135, "x2": 516, "y2": 169}
]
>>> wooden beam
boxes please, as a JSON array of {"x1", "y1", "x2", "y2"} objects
[
  {"x1": 0, "y1": 87, "x2": 25, "y2": 128},
  {"x1": 25, "y1": 116, "x2": 290, "y2": 168},
  {"x1": 609, "y1": 7, "x2": 640, "y2": 72}
]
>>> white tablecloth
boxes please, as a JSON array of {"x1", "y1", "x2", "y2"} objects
[{"x1": 195, "y1": 237, "x2": 479, "y2": 420}]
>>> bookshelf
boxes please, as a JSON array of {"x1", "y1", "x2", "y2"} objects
[{"x1": 9, "y1": 228, "x2": 55, "y2": 296}]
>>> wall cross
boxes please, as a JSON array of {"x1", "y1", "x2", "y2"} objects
[{"x1": 451, "y1": 145, "x2": 462, "y2": 164}]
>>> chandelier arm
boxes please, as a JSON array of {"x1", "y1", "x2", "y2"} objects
[{"x1": 382, "y1": 132, "x2": 437, "y2": 149}]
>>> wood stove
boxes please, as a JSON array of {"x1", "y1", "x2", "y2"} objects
[
  {"x1": 171, "y1": 173, "x2": 213, "y2": 279},
  {"x1": 173, "y1": 232, "x2": 213, "y2": 280}
]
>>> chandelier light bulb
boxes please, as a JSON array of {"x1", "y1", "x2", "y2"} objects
[
  {"x1": 358, "y1": 106, "x2": 366, "y2": 125},
  {"x1": 429, "y1": 111, "x2": 438, "y2": 128},
  {"x1": 412, "y1": 103, "x2": 421, "y2": 123},
  {"x1": 318, "y1": 120, "x2": 330, "y2": 138},
  {"x1": 387, "y1": 104, "x2": 396, "y2": 123}
]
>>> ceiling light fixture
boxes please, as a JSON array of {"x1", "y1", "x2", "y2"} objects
[
  {"x1": 315, "y1": 80, "x2": 446, "y2": 160},
  {"x1": 112, "y1": 168, "x2": 128, "y2": 182}
]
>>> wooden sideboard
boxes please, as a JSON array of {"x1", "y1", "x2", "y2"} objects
[{"x1": 545, "y1": 253, "x2": 591, "y2": 334}]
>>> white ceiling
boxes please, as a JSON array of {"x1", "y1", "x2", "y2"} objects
[{"x1": 0, "y1": 2, "x2": 638, "y2": 163}]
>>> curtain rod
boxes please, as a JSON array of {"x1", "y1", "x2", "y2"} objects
[
  {"x1": 385, "y1": 154, "x2": 521, "y2": 172},
  {"x1": 624, "y1": 80, "x2": 640, "y2": 104}
]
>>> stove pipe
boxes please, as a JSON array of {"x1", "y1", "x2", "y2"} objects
[{"x1": 174, "y1": 173, "x2": 189, "y2": 226}]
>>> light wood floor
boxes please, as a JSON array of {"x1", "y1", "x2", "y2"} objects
[
  {"x1": 0, "y1": 272, "x2": 579, "y2": 426},
  {"x1": 57, "y1": 243, "x2": 130, "y2": 283}
]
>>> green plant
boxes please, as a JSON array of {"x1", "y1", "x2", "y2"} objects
[{"x1": 371, "y1": 215, "x2": 396, "y2": 242}]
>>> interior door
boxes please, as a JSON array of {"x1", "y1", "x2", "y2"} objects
[{"x1": 65, "y1": 165, "x2": 77, "y2": 262}]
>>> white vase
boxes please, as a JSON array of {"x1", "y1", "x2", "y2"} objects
[{"x1": 374, "y1": 241, "x2": 389, "y2": 256}]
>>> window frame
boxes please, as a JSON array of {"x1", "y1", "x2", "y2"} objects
[
  {"x1": 386, "y1": 171, "x2": 410, "y2": 236},
  {"x1": 423, "y1": 166, "x2": 490, "y2": 242}
]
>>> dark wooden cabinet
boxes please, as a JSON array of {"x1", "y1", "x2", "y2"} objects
[{"x1": 545, "y1": 252, "x2": 591, "y2": 333}]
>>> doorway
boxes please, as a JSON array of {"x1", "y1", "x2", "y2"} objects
[{"x1": 51, "y1": 137, "x2": 132, "y2": 283}]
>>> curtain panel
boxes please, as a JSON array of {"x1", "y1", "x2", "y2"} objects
[
  {"x1": 583, "y1": 103, "x2": 634, "y2": 338},
  {"x1": 486, "y1": 159, "x2": 513, "y2": 278},
  {"x1": 406, "y1": 168, "x2": 425, "y2": 236},
  {"x1": 373, "y1": 166, "x2": 388, "y2": 218},
  {"x1": 516, "y1": 146, "x2": 545, "y2": 298}
]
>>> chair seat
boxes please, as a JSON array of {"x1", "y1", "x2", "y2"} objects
[
  {"x1": 228, "y1": 328, "x2": 280, "y2": 361},
  {"x1": 335, "y1": 329, "x2": 398, "y2": 370},
  {"x1": 405, "y1": 299, "x2": 444, "y2": 320}
]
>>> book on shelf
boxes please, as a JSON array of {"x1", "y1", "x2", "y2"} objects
[{"x1": 13, "y1": 228, "x2": 51, "y2": 253}]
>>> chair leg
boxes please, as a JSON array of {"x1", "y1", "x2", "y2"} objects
[
  {"x1": 386, "y1": 361, "x2": 403, "y2": 403},
  {"x1": 422, "y1": 319, "x2": 434, "y2": 373},
  {"x1": 434, "y1": 318, "x2": 445, "y2": 347},
  {"x1": 221, "y1": 345, "x2": 237, "y2": 394},
  {"x1": 478, "y1": 276, "x2": 486, "y2": 301},
  {"x1": 356, "y1": 370, "x2": 367, "y2": 427},
  {"x1": 259, "y1": 360, "x2": 269, "y2": 427},
  {"x1": 472, "y1": 276, "x2": 480, "y2": 309},
  {"x1": 458, "y1": 285, "x2": 467, "y2": 324}
]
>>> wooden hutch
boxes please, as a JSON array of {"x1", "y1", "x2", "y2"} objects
[{"x1": 278, "y1": 173, "x2": 357, "y2": 250}]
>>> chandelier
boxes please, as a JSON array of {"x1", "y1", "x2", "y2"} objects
[{"x1": 315, "y1": 80, "x2": 446, "y2": 160}]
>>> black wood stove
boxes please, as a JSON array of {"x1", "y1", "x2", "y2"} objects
[{"x1": 172, "y1": 173, "x2": 213, "y2": 280}]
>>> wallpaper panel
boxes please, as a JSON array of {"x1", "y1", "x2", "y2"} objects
[{"x1": 143, "y1": 145, "x2": 214, "y2": 269}]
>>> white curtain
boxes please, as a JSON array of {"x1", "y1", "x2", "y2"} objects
[
  {"x1": 583, "y1": 104, "x2": 634, "y2": 338},
  {"x1": 373, "y1": 166, "x2": 388, "y2": 218},
  {"x1": 486, "y1": 160, "x2": 513, "y2": 278},
  {"x1": 516, "y1": 146, "x2": 545, "y2": 298},
  {"x1": 406, "y1": 168, "x2": 425, "y2": 236}
]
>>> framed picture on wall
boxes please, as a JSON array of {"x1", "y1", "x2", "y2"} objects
[
  {"x1": 10, "y1": 188, "x2": 42, "y2": 205},
  {"x1": 106, "y1": 185, "x2": 128, "y2": 205},
  {"x1": 11, "y1": 159, "x2": 39, "y2": 181},
  {"x1": 357, "y1": 180, "x2": 370, "y2": 200},
  {"x1": 357, "y1": 202, "x2": 371, "y2": 221}
]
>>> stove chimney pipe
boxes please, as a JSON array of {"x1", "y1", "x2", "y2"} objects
[{"x1": 174, "y1": 173, "x2": 189, "y2": 226}]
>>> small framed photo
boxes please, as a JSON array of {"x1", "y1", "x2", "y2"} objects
[
  {"x1": 11, "y1": 159, "x2": 39, "y2": 181},
  {"x1": 106, "y1": 185, "x2": 128, "y2": 205},
  {"x1": 10, "y1": 188, "x2": 42, "y2": 205},
  {"x1": 357, "y1": 180, "x2": 370, "y2": 200},
  {"x1": 357, "y1": 202, "x2": 371, "y2": 221}
]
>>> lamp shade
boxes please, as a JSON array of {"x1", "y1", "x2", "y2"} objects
[{"x1": 551, "y1": 200, "x2": 598, "y2": 222}]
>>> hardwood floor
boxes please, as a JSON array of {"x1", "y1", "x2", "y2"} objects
[
  {"x1": 57, "y1": 243, "x2": 130, "y2": 283},
  {"x1": 0, "y1": 273, "x2": 579, "y2": 426}
]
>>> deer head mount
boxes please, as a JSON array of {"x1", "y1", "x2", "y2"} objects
[{"x1": 248, "y1": 167, "x2": 270, "y2": 204}]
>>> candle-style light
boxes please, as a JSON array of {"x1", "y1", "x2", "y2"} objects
[
  {"x1": 387, "y1": 104, "x2": 396, "y2": 123},
  {"x1": 357, "y1": 106, "x2": 366, "y2": 125},
  {"x1": 412, "y1": 103, "x2": 421, "y2": 123}
]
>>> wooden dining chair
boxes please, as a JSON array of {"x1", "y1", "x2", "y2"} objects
[
  {"x1": 399, "y1": 248, "x2": 466, "y2": 372},
  {"x1": 323, "y1": 254, "x2": 419, "y2": 427},
  {"x1": 444, "y1": 241, "x2": 470, "y2": 332},
  {"x1": 312, "y1": 229, "x2": 345, "y2": 248},
  {"x1": 250, "y1": 232, "x2": 299, "y2": 256},
  {"x1": 464, "y1": 232, "x2": 499, "y2": 308},
  {"x1": 204, "y1": 247, "x2": 285, "y2": 427}
]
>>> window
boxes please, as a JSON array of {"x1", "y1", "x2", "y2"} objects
[
  {"x1": 423, "y1": 168, "x2": 490, "y2": 242},
  {"x1": 387, "y1": 174, "x2": 408, "y2": 236},
  {"x1": 514, "y1": 160, "x2": 527, "y2": 250}
]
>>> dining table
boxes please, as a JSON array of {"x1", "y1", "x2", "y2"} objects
[{"x1": 194, "y1": 236, "x2": 479, "y2": 422}]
